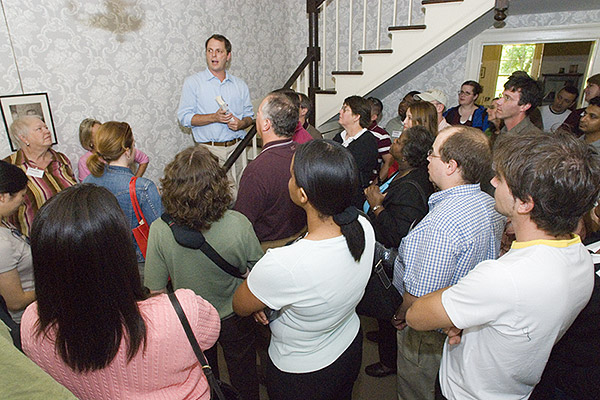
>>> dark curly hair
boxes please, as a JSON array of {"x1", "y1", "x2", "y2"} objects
[
  {"x1": 161, "y1": 146, "x2": 232, "y2": 231},
  {"x1": 401, "y1": 126, "x2": 435, "y2": 168}
]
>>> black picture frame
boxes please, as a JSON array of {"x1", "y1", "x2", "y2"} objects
[{"x1": 0, "y1": 92, "x2": 57, "y2": 152}]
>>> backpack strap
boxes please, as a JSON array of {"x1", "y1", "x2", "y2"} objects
[
  {"x1": 161, "y1": 213, "x2": 247, "y2": 279},
  {"x1": 0, "y1": 295, "x2": 21, "y2": 351}
]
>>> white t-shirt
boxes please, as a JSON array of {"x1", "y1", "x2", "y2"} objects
[
  {"x1": 539, "y1": 105, "x2": 570, "y2": 132},
  {"x1": 440, "y1": 236, "x2": 594, "y2": 400},
  {"x1": 247, "y1": 215, "x2": 375, "y2": 373}
]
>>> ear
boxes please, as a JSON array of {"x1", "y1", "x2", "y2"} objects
[
  {"x1": 226, "y1": 52, "x2": 232, "y2": 63},
  {"x1": 298, "y1": 187, "x2": 309, "y2": 205},
  {"x1": 520, "y1": 103, "x2": 532, "y2": 114},
  {"x1": 124, "y1": 147, "x2": 133, "y2": 159},
  {"x1": 446, "y1": 159, "x2": 459, "y2": 176},
  {"x1": 262, "y1": 117, "x2": 272, "y2": 133},
  {"x1": 516, "y1": 195, "x2": 534, "y2": 215},
  {"x1": 17, "y1": 134, "x2": 28, "y2": 146},
  {"x1": 0, "y1": 193, "x2": 8, "y2": 204},
  {"x1": 299, "y1": 107, "x2": 308, "y2": 118},
  {"x1": 436, "y1": 103, "x2": 445, "y2": 113}
]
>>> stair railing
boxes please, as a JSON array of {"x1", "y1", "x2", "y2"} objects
[{"x1": 225, "y1": 0, "x2": 419, "y2": 171}]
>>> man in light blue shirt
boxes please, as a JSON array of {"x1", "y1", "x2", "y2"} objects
[
  {"x1": 391, "y1": 126, "x2": 505, "y2": 400},
  {"x1": 177, "y1": 34, "x2": 254, "y2": 190}
]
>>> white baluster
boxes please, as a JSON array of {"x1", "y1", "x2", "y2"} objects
[
  {"x1": 322, "y1": 0, "x2": 327, "y2": 86},
  {"x1": 348, "y1": 0, "x2": 353, "y2": 70},
  {"x1": 362, "y1": 0, "x2": 367, "y2": 50},
  {"x1": 336, "y1": 0, "x2": 339, "y2": 71},
  {"x1": 377, "y1": 0, "x2": 382, "y2": 49}
]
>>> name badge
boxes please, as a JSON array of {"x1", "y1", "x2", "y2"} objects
[{"x1": 26, "y1": 166, "x2": 44, "y2": 178}]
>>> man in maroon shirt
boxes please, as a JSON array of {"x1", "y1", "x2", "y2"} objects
[
  {"x1": 234, "y1": 92, "x2": 306, "y2": 250},
  {"x1": 367, "y1": 97, "x2": 393, "y2": 182},
  {"x1": 559, "y1": 73, "x2": 600, "y2": 137}
]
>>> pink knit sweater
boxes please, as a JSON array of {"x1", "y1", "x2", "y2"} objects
[{"x1": 21, "y1": 289, "x2": 221, "y2": 400}]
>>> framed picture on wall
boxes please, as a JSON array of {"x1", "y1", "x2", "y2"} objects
[{"x1": 0, "y1": 92, "x2": 57, "y2": 152}]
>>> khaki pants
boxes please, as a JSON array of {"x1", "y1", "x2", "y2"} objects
[
  {"x1": 199, "y1": 142, "x2": 247, "y2": 198},
  {"x1": 397, "y1": 327, "x2": 446, "y2": 400}
]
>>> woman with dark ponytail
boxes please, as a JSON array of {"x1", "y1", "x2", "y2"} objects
[{"x1": 233, "y1": 140, "x2": 375, "y2": 400}]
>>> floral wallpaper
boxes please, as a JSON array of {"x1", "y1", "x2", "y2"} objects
[
  {"x1": 378, "y1": 9, "x2": 600, "y2": 125},
  {"x1": 0, "y1": 0, "x2": 306, "y2": 183},
  {"x1": 1, "y1": 0, "x2": 598, "y2": 183}
]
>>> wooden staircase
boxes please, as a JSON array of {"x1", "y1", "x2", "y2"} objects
[{"x1": 313, "y1": 0, "x2": 494, "y2": 126}]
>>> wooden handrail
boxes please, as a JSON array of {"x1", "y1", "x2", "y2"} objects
[
  {"x1": 224, "y1": 0, "x2": 322, "y2": 171},
  {"x1": 223, "y1": 125, "x2": 257, "y2": 172},
  {"x1": 283, "y1": 55, "x2": 313, "y2": 89}
]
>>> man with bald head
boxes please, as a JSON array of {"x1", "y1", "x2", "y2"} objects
[
  {"x1": 233, "y1": 91, "x2": 305, "y2": 250},
  {"x1": 392, "y1": 126, "x2": 505, "y2": 400}
]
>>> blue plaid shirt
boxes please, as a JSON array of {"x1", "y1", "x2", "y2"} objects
[{"x1": 393, "y1": 183, "x2": 506, "y2": 297}]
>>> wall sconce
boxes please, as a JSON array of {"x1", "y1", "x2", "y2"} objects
[{"x1": 494, "y1": 0, "x2": 509, "y2": 29}]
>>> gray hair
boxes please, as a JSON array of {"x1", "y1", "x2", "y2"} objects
[
  {"x1": 9, "y1": 116, "x2": 42, "y2": 148},
  {"x1": 261, "y1": 92, "x2": 298, "y2": 137}
]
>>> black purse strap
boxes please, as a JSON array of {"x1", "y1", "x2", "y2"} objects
[
  {"x1": 161, "y1": 213, "x2": 246, "y2": 279},
  {"x1": 0, "y1": 295, "x2": 21, "y2": 351},
  {"x1": 168, "y1": 292, "x2": 227, "y2": 400}
]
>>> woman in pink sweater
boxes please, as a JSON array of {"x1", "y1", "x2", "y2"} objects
[{"x1": 20, "y1": 184, "x2": 221, "y2": 400}]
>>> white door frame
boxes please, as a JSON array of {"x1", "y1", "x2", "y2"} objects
[{"x1": 466, "y1": 23, "x2": 600, "y2": 101}]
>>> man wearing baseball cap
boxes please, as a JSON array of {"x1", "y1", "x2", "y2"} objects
[{"x1": 415, "y1": 89, "x2": 452, "y2": 132}]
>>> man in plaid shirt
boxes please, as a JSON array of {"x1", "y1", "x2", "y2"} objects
[{"x1": 392, "y1": 126, "x2": 506, "y2": 400}]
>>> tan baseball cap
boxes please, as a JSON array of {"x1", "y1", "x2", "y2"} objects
[{"x1": 415, "y1": 89, "x2": 448, "y2": 107}]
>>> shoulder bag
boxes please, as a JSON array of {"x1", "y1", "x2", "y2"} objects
[
  {"x1": 168, "y1": 292, "x2": 242, "y2": 400},
  {"x1": 129, "y1": 177, "x2": 149, "y2": 258},
  {"x1": 161, "y1": 213, "x2": 247, "y2": 279},
  {"x1": 356, "y1": 242, "x2": 403, "y2": 320},
  {"x1": 357, "y1": 179, "x2": 429, "y2": 320}
]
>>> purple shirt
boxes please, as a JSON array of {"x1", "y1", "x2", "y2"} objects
[{"x1": 233, "y1": 139, "x2": 305, "y2": 242}]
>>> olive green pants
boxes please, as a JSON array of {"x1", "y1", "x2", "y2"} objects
[{"x1": 396, "y1": 327, "x2": 446, "y2": 400}]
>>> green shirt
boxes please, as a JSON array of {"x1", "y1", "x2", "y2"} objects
[
  {"x1": 0, "y1": 321, "x2": 76, "y2": 399},
  {"x1": 144, "y1": 210, "x2": 264, "y2": 318}
]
